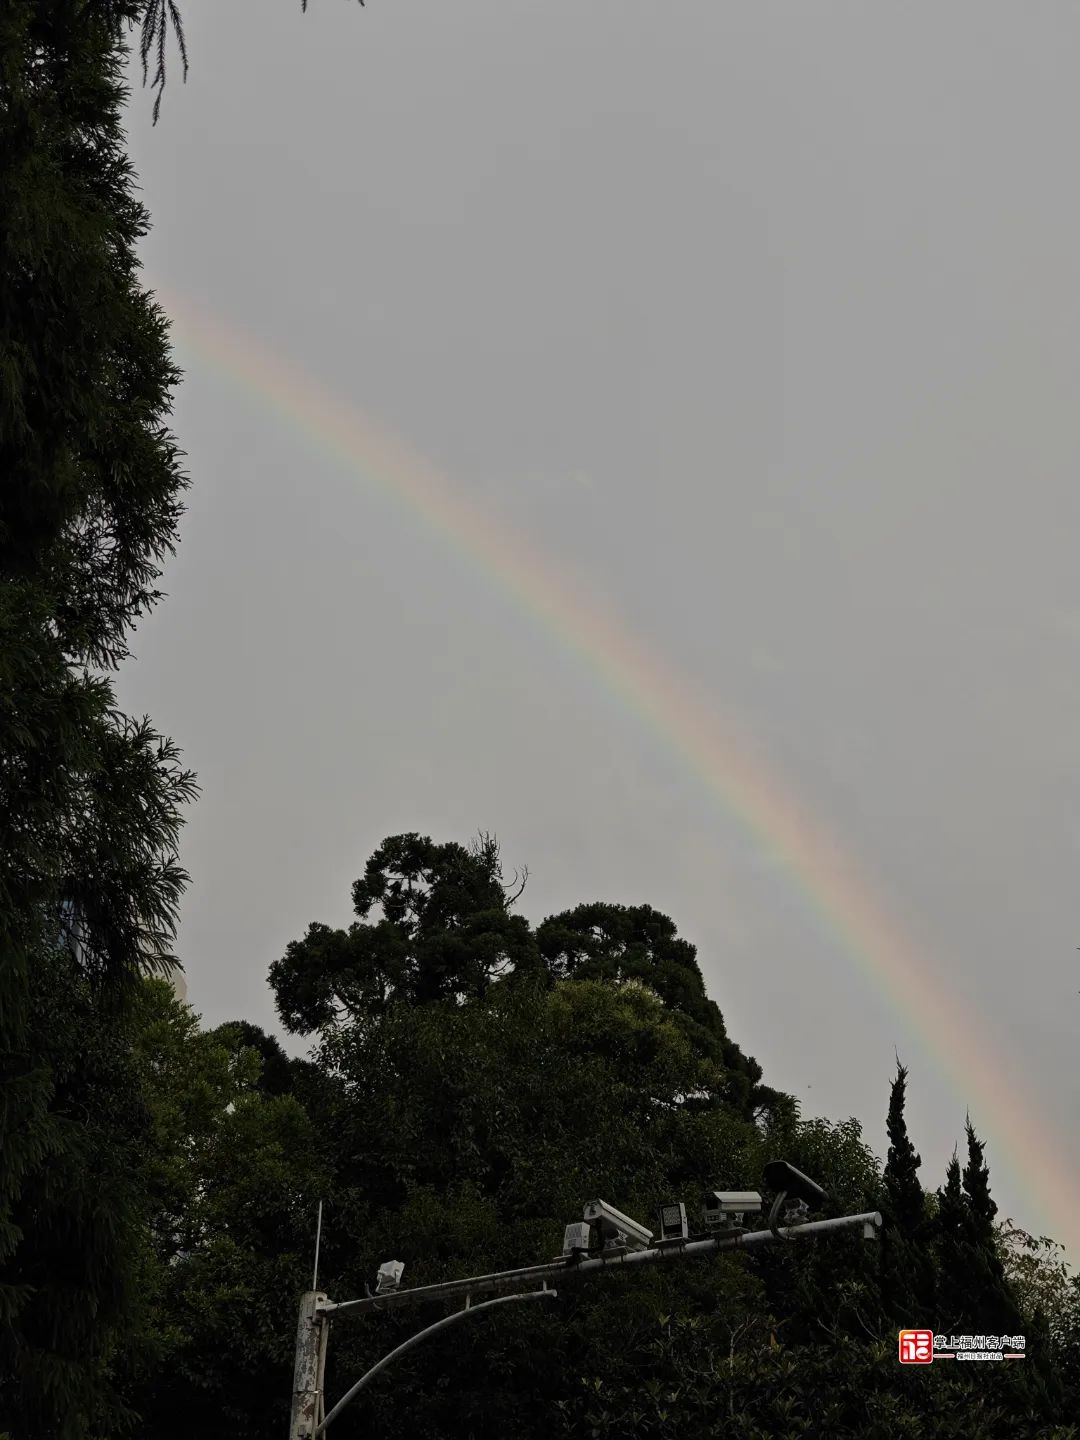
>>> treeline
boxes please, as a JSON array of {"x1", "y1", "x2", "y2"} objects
[
  {"x1": 10, "y1": 840, "x2": 1080, "y2": 1434},
  {"x1": 120, "y1": 833, "x2": 1080, "y2": 1439},
  {"x1": 7, "y1": 831, "x2": 1077, "y2": 1438}
]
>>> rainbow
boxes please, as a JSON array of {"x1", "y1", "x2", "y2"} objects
[{"x1": 159, "y1": 287, "x2": 1076, "y2": 1254}]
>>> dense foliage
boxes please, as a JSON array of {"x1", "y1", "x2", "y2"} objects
[
  {"x1": 121, "y1": 836, "x2": 1079, "y2": 1439},
  {"x1": 0, "y1": 948, "x2": 154, "y2": 1438},
  {"x1": 1, "y1": 1, "x2": 194, "y2": 1433}
]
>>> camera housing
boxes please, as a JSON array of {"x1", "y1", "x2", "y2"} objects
[
  {"x1": 583, "y1": 1199, "x2": 654, "y2": 1252},
  {"x1": 375, "y1": 1260, "x2": 404, "y2": 1294},
  {"x1": 702, "y1": 1189, "x2": 763, "y2": 1228},
  {"x1": 762, "y1": 1161, "x2": 828, "y2": 1209},
  {"x1": 657, "y1": 1201, "x2": 689, "y2": 1243}
]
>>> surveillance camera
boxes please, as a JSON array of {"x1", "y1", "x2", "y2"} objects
[
  {"x1": 762, "y1": 1161, "x2": 828, "y2": 1209},
  {"x1": 375, "y1": 1260, "x2": 404, "y2": 1294},
  {"x1": 703, "y1": 1190, "x2": 763, "y2": 1224},
  {"x1": 657, "y1": 1201, "x2": 689, "y2": 1243},
  {"x1": 561, "y1": 1221, "x2": 594, "y2": 1257},
  {"x1": 583, "y1": 1199, "x2": 653, "y2": 1252},
  {"x1": 702, "y1": 1190, "x2": 762, "y2": 1231}
]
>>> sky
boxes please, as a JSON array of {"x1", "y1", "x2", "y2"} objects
[{"x1": 117, "y1": 0, "x2": 1079, "y2": 1263}]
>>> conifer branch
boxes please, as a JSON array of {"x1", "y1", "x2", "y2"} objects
[{"x1": 139, "y1": 1, "x2": 363, "y2": 125}]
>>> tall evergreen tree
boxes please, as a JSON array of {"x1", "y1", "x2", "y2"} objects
[
  {"x1": 934, "y1": 1125, "x2": 1023, "y2": 1337},
  {"x1": 958, "y1": 1118, "x2": 1023, "y2": 1334},
  {"x1": 2, "y1": 2, "x2": 194, "y2": 1431},
  {"x1": 883, "y1": 1060, "x2": 923, "y2": 1231},
  {"x1": 951, "y1": 1123, "x2": 1060, "y2": 1413},
  {"x1": 879, "y1": 1059, "x2": 935, "y2": 1322},
  {"x1": 961, "y1": 1115, "x2": 997, "y2": 1237},
  {"x1": 933, "y1": 1151, "x2": 969, "y2": 1333}
]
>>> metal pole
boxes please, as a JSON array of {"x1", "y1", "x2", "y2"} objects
[
  {"x1": 313, "y1": 1200, "x2": 324, "y2": 1292},
  {"x1": 315, "y1": 1305, "x2": 330, "y2": 1431},
  {"x1": 289, "y1": 1290, "x2": 329, "y2": 1440},
  {"x1": 297, "y1": 1209, "x2": 881, "y2": 1433},
  {"x1": 315, "y1": 1288, "x2": 558, "y2": 1435},
  {"x1": 321, "y1": 1211, "x2": 883, "y2": 1319}
]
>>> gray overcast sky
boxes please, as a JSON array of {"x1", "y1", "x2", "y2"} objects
[{"x1": 117, "y1": 1, "x2": 1079, "y2": 1260}]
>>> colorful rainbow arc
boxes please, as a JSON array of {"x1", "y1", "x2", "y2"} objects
[{"x1": 158, "y1": 287, "x2": 1076, "y2": 1251}]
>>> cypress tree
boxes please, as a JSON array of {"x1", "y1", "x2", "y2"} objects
[
  {"x1": 960, "y1": 1115, "x2": 997, "y2": 1237},
  {"x1": 883, "y1": 1059, "x2": 924, "y2": 1230},
  {"x1": 933, "y1": 1151, "x2": 969, "y2": 1333},
  {"x1": 934, "y1": 1124, "x2": 1024, "y2": 1337},
  {"x1": 959, "y1": 1118, "x2": 1023, "y2": 1334},
  {"x1": 880, "y1": 1060, "x2": 934, "y2": 1322},
  {"x1": 958, "y1": 1121, "x2": 1062, "y2": 1416}
]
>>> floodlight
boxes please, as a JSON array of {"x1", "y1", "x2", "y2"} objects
[
  {"x1": 561, "y1": 1222, "x2": 593, "y2": 1256},
  {"x1": 657, "y1": 1201, "x2": 689, "y2": 1243}
]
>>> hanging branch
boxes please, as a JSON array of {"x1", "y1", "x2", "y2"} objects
[
  {"x1": 138, "y1": 1, "x2": 365, "y2": 126},
  {"x1": 139, "y1": 0, "x2": 188, "y2": 126}
]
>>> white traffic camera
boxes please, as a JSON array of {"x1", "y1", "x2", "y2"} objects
[
  {"x1": 583, "y1": 1199, "x2": 653, "y2": 1252},
  {"x1": 702, "y1": 1190, "x2": 763, "y2": 1228}
]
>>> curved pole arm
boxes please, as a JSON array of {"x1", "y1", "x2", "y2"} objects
[
  {"x1": 768, "y1": 1191, "x2": 790, "y2": 1240},
  {"x1": 315, "y1": 1286, "x2": 557, "y2": 1434}
]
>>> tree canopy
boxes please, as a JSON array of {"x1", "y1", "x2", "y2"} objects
[
  {"x1": 114, "y1": 849, "x2": 1080, "y2": 1438},
  {"x1": 270, "y1": 833, "x2": 541, "y2": 1032},
  {"x1": 5, "y1": 814, "x2": 1075, "y2": 1435},
  {"x1": 238, "y1": 833, "x2": 1080, "y2": 1439}
]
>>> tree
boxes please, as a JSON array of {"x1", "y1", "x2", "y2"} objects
[
  {"x1": 2, "y1": 3, "x2": 194, "y2": 1429},
  {"x1": 535, "y1": 901, "x2": 782, "y2": 1117},
  {"x1": 557, "y1": 1084, "x2": 1077, "y2": 1440},
  {"x1": 561, "y1": 1314, "x2": 1075, "y2": 1440},
  {"x1": 0, "y1": 945, "x2": 154, "y2": 1439},
  {"x1": 218, "y1": 1019, "x2": 296, "y2": 1097},
  {"x1": 304, "y1": 972, "x2": 770, "y2": 1440},
  {"x1": 264, "y1": 840, "x2": 892, "y2": 1440},
  {"x1": 124, "y1": 980, "x2": 331, "y2": 1440},
  {"x1": 927, "y1": 1131, "x2": 1061, "y2": 1424},
  {"x1": 78, "y1": 826, "x2": 1071, "y2": 1437},
  {"x1": 270, "y1": 833, "x2": 539, "y2": 1033},
  {"x1": 883, "y1": 1061, "x2": 924, "y2": 1234},
  {"x1": 936, "y1": 1119, "x2": 1023, "y2": 1336},
  {"x1": 999, "y1": 1218, "x2": 1080, "y2": 1399},
  {"x1": 133, "y1": 1, "x2": 364, "y2": 124},
  {"x1": 125, "y1": 840, "x2": 1076, "y2": 1439},
  {"x1": 933, "y1": 1151, "x2": 970, "y2": 1331},
  {"x1": 879, "y1": 1059, "x2": 935, "y2": 1322}
]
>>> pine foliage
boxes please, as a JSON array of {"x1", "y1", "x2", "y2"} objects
[
  {"x1": 133, "y1": 1, "x2": 364, "y2": 126},
  {"x1": 1, "y1": 1, "x2": 194, "y2": 1430}
]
